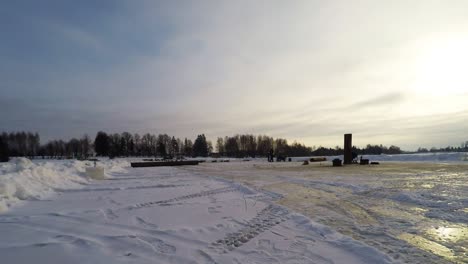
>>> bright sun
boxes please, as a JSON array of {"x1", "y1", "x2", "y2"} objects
[{"x1": 413, "y1": 36, "x2": 468, "y2": 95}]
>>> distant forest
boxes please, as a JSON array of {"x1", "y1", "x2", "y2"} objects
[{"x1": 1, "y1": 131, "x2": 468, "y2": 162}]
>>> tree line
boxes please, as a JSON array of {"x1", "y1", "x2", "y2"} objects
[
  {"x1": 2, "y1": 130, "x2": 468, "y2": 162},
  {"x1": 93, "y1": 132, "x2": 212, "y2": 158},
  {"x1": 0, "y1": 131, "x2": 318, "y2": 160},
  {"x1": 0, "y1": 132, "x2": 40, "y2": 161},
  {"x1": 0, "y1": 131, "x2": 212, "y2": 161},
  {"x1": 216, "y1": 135, "x2": 312, "y2": 158},
  {"x1": 311, "y1": 144, "x2": 403, "y2": 156},
  {"x1": 415, "y1": 141, "x2": 468, "y2": 153},
  {"x1": 216, "y1": 135, "x2": 407, "y2": 157}
]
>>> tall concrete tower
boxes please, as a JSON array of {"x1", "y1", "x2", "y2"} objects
[{"x1": 344, "y1": 134, "x2": 352, "y2": 164}]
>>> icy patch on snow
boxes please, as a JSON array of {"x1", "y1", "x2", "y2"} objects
[
  {"x1": 388, "y1": 191, "x2": 468, "y2": 223},
  {"x1": 290, "y1": 214, "x2": 394, "y2": 263},
  {"x1": 0, "y1": 158, "x2": 130, "y2": 212},
  {"x1": 390, "y1": 191, "x2": 448, "y2": 208}
]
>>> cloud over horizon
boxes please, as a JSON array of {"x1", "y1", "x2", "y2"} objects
[{"x1": 1, "y1": 0, "x2": 468, "y2": 150}]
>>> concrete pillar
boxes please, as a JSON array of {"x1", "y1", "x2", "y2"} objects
[{"x1": 344, "y1": 134, "x2": 352, "y2": 164}]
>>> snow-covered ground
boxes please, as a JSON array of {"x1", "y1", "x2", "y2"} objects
[
  {"x1": 273, "y1": 151, "x2": 468, "y2": 163},
  {"x1": 325, "y1": 152, "x2": 468, "y2": 163},
  {"x1": 184, "y1": 160, "x2": 468, "y2": 263},
  {"x1": 0, "y1": 154, "x2": 467, "y2": 263}
]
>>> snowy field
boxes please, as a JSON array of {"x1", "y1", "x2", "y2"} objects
[{"x1": 0, "y1": 154, "x2": 467, "y2": 263}]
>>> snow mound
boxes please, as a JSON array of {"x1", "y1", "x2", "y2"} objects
[
  {"x1": 14, "y1": 157, "x2": 35, "y2": 170},
  {"x1": 0, "y1": 158, "x2": 129, "y2": 212},
  {"x1": 102, "y1": 158, "x2": 130, "y2": 174}
]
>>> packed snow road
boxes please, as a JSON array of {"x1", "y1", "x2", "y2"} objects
[{"x1": 0, "y1": 161, "x2": 393, "y2": 264}]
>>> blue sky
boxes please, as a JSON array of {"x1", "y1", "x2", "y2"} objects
[{"x1": 1, "y1": 1, "x2": 468, "y2": 150}]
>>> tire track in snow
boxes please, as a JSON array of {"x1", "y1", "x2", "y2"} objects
[
  {"x1": 55, "y1": 184, "x2": 187, "y2": 193},
  {"x1": 210, "y1": 204, "x2": 289, "y2": 252},
  {"x1": 129, "y1": 186, "x2": 238, "y2": 210}
]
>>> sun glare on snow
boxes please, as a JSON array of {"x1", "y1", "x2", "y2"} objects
[{"x1": 412, "y1": 36, "x2": 468, "y2": 96}]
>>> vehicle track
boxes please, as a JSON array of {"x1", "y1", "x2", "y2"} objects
[
  {"x1": 210, "y1": 204, "x2": 289, "y2": 252},
  {"x1": 129, "y1": 186, "x2": 238, "y2": 209}
]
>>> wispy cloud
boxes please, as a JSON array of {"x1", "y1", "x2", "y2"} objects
[{"x1": 347, "y1": 92, "x2": 405, "y2": 110}]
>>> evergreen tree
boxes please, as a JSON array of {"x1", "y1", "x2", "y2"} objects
[
  {"x1": 158, "y1": 134, "x2": 171, "y2": 156},
  {"x1": 121, "y1": 132, "x2": 133, "y2": 156},
  {"x1": 94, "y1": 131, "x2": 110, "y2": 156},
  {"x1": 80, "y1": 134, "x2": 91, "y2": 158},
  {"x1": 176, "y1": 138, "x2": 184, "y2": 155},
  {"x1": 216, "y1": 137, "x2": 224, "y2": 154},
  {"x1": 157, "y1": 141, "x2": 167, "y2": 157},
  {"x1": 171, "y1": 136, "x2": 178, "y2": 156},
  {"x1": 0, "y1": 136, "x2": 9, "y2": 162},
  {"x1": 224, "y1": 136, "x2": 239, "y2": 157},
  {"x1": 183, "y1": 138, "x2": 193, "y2": 157},
  {"x1": 108, "y1": 133, "x2": 122, "y2": 158},
  {"x1": 67, "y1": 138, "x2": 81, "y2": 158},
  {"x1": 192, "y1": 134, "x2": 209, "y2": 157},
  {"x1": 133, "y1": 133, "x2": 141, "y2": 156}
]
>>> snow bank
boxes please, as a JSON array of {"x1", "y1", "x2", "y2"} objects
[
  {"x1": 0, "y1": 158, "x2": 129, "y2": 212},
  {"x1": 100, "y1": 158, "x2": 131, "y2": 174}
]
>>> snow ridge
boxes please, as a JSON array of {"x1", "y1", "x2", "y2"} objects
[{"x1": 0, "y1": 158, "x2": 129, "y2": 212}]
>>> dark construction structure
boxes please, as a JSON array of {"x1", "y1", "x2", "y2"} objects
[
  {"x1": 344, "y1": 133, "x2": 353, "y2": 165},
  {"x1": 131, "y1": 160, "x2": 200, "y2": 167}
]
